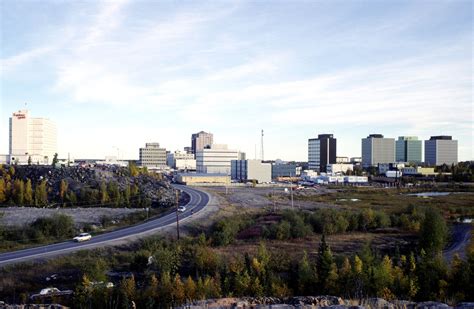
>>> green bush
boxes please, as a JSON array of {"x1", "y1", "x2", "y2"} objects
[{"x1": 30, "y1": 213, "x2": 75, "y2": 240}]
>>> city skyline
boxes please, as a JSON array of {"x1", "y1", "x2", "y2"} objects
[{"x1": 1, "y1": 1, "x2": 472, "y2": 161}]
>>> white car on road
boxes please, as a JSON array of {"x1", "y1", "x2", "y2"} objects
[
  {"x1": 73, "y1": 233, "x2": 92, "y2": 242},
  {"x1": 177, "y1": 206, "x2": 186, "y2": 213}
]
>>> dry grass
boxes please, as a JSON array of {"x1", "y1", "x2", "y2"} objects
[{"x1": 215, "y1": 231, "x2": 416, "y2": 262}]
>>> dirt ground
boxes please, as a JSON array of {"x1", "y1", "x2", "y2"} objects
[
  {"x1": 0, "y1": 207, "x2": 144, "y2": 228},
  {"x1": 202, "y1": 186, "x2": 339, "y2": 211}
]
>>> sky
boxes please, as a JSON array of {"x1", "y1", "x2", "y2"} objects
[{"x1": 0, "y1": 0, "x2": 472, "y2": 161}]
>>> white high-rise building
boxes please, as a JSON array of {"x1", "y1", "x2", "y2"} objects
[
  {"x1": 9, "y1": 109, "x2": 57, "y2": 164},
  {"x1": 196, "y1": 144, "x2": 241, "y2": 175}
]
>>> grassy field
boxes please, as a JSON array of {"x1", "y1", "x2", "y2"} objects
[{"x1": 293, "y1": 187, "x2": 474, "y2": 218}]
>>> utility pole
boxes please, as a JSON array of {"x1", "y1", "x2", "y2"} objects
[
  {"x1": 175, "y1": 190, "x2": 180, "y2": 240},
  {"x1": 272, "y1": 185, "x2": 276, "y2": 212},
  {"x1": 261, "y1": 129, "x2": 264, "y2": 161},
  {"x1": 290, "y1": 183, "x2": 294, "y2": 209}
]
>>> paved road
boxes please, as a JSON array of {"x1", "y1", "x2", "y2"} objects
[
  {"x1": 0, "y1": 184, "x2": 209, "y2": 267},
  {"x1": 444, "y1": 223, "x2": 472, "y2": 262}
]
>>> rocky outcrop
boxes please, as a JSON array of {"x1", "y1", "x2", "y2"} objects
[
  {"x1": 179, "y1": 297, "x2": 458, "y2": 309},
  {"x1": 8, "y1": 165, "x2": 175, "y2": 207}
]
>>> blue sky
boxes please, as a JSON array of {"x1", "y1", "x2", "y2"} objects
[{"x1": 1, "y1": 0, "x2": 472, "y2": 161}]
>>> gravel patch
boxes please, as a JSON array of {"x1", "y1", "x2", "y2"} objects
[{"x1": 0, "y1": 207, "x2": 144, "y2": 228}]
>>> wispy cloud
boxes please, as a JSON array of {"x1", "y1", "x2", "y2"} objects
[{"x1": 1, "y1": 0, "x2": 472, "y2": 160}]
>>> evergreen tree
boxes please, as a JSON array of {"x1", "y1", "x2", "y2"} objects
[
  {"x1": 159, "y1": 272, "x2": 173, "y2": 305},
  {"x1": 0, "y1": 178, "x2": 6, "y2": 204},
  {"x1": 419, "y1": 207, "x2": 448, "y2": 253},
  {"x1": 144, "y1": 274, "x2": 158, "y2": 307},
  {"x1": 74, "y1": 274, "x2": 92, "y2": 309},
  {"x1": 124, "y1": 185, "x2": 131, "y2": 206},
  {"x1": 317, "y1": 234, "x2": 336, "y2": 293},
  {"x1": 119, "y1": 275, "x2": 136, "y2": 309},
  {"x1": 59, "y1": 179, "x2": 68, "y2": 205},
  {"x1": 34, "y1": 180, "x2": 48, "y2": 206},
  {"x1": 297, "y1": 251, "x2": 314, "y2": 295},
  {"x1": 13, "y1": 179, "x2": 24, "y2": 205},
  {"x1": 353, "y1": 255, "x2": 364, "y2": 299},
  {"x1": 171, "y1": 274, "x2": 185, "y2": 305},
  {"x1": 184, "y1": 276, "x2": 197, "y2": 302},
  {"x1": 448, "y1": 254, "x2": 470, "y2": 301},
  {"x1": 24, "y1": 179, "x2": 33, "y2": 205},
  {"x1": 338, "y1": 257, "x2": 352, "y2": 297},
  {"x1": 100, "y1": 181, "x2": 109, "y2": 205},
  {"x1": 374, "y1": 255, "x2": 395, "y2": 297},
  {"x1": 52, "y1": 153, "x2": 59, "y2": 166}
]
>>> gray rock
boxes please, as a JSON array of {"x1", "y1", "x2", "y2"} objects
[{"x1": 416, "y1": 302, "x2": 452, "y2": 309}]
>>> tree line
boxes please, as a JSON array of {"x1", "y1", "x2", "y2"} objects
[
  {"x1": 0, "y1": 168, "x2": 152, "y2": 208},
  {"x1": 71, "y1": 230, "x2": 472, "y2": 308}
]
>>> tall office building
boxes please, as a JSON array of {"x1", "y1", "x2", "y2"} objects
[
  {"x1": 396, "y1": 136, "x2": 422, "y2": 163},
  {"x1": 196, "y1": 144, "x2": 239, "y2": 175},
  {"x1": 139, "y1": 143, "x2": 167, "y2": 168},
  {"x1": 308, "y1": 134, "x2": 336, "y2": 172},
  {"x1": 361, "y1": 134, "x2": 395, "y2": 167},
  {"x1": 9, "y1": 109, "x2": 57, "y2": 164},
  {"x1": 191, "y1": 131, "x2": 213, "y2": 155},
  {"x1": 425, "y1": 136, "x2": 458, "y2": 166}
]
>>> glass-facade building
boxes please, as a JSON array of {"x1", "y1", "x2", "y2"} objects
[
  {"x1": 396, "y1": 136, "x2": 422, "y2": 163},
  {"x1": 308, "y1": 134, "x2": 336, "y2": 172}
]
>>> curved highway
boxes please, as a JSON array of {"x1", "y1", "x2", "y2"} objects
[
  {"x1": 444, "y1": 223, "x2": 472, "y2": 262},
  {"x1": 0, "y1": 184, "x2": 210, "y2": 267}
]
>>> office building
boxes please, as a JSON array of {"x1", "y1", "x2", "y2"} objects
[
  {"x1": 139, "y1": 143, "x2": 167, "y2": 169},
  {"x1": 191, "y1": 131, "x2": 213, "y2": 155},
  {"x1": 361, "y1": 134, "x2": 395, "y2": 167},
  {"x1": 425, "y1": 136, "x2": 458, "y2": 166},
  {"x1": 9, "y1": 109, "x2": 57, "y2": 164},
  {"x1": 308, "y1": 134, "x2": 337, "y2": 172},
  {"x1": 196, "y1": 144, "x2": 240, "y2": 175},
  {"x1": 167, "y1": 150, "x2": 196, "y2": 171},
  {"x1": 396, "y1": 136, "x2": 422, "y2": 163},
  {"x1": 271, "y1": 163, "x2": 299, "y2": 179},
  {"x1": 231, "y1": 159, "x2": 272, "y2": 183}
]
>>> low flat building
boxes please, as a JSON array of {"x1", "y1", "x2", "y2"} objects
[
  {"x1": 327, "y1": 163, "x2": 354, "y2": 174},
  {"x1": 351, "y1": 157, "x2": 362, "y2": 164},
  {"x1": 176, "y1": 173, "x2": 231, "y2": 185},
  {"x1": 272, "y1": 163, "x2": 298, "y2": 179},
  {"x1": 231, "y1": 159, "x2": 272, "y2": 183},
  {"x1": 167, "y1": 150, "x2": 196, "y2": 171},
  {"x1": 336, "y1": 156, "x2": 350, "y2": 163},
  {"x1": 401, "y1": 166, "x2": 436, "y2": 176}
]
